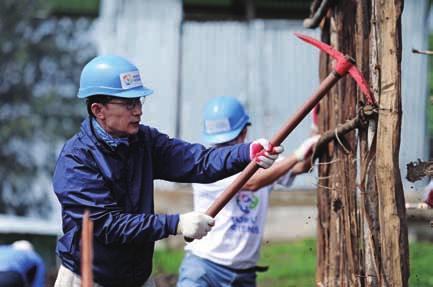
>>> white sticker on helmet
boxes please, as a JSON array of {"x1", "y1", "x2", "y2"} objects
[
  {"x1": 205, "y1": 118, "x2": 231, "y2": 134},
  {"x1": 119, "y1": 71, "x2": 142, "y2": 89}
]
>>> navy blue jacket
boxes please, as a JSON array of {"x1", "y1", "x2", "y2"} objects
[{"x1": 53, "y1": 118, "x2": 250, "y2": 286}]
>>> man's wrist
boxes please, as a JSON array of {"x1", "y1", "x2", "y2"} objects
[{"x1": 167, "y1": 214, "x2": 180, "y2": 235}]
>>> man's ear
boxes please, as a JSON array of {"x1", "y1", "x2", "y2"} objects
[
  {"x1": 91, "y1": 103, "x2": 105, "y2": 120},
  {"x1": 239, "y1": 126, "x2": 248, "y2": 141},
  {"x1": 232, "y1": 126, "x2": 248, "y2": 144}
]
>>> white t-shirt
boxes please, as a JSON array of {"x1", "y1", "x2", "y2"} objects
[{"x1": 185, "y1": 165, "x2": 295, "y2": 269}]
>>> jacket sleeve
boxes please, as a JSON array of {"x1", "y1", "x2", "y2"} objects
[
  {"x1": 53, "y1": 151, "x2": 179, "y2": 245},
  {"x1": 274, "y1": 171, "x2": 296, "y2": 188},
  {"x1": 30, "y1": 252, "x2": 45, "y2": 287},
  {"x1": 149, "y1": 129, "x2": 251, "y2": 182}
]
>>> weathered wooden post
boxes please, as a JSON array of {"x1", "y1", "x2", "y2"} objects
[
  {"x1": 370, "y1": 1, "x2": 409, "y2": 285},
  {"x1": 310, "y1": 0, "x2": 409, "y2": 286}
]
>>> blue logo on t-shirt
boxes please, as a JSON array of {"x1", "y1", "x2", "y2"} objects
[{"x1": 236, "y1": 192, "x2": 259, "y2": 214}]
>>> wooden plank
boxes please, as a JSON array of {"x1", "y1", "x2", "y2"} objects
[{"x1": 372, "y1": 0, "x2": 409, "y2": 286}]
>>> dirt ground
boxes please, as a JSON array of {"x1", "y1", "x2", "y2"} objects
[{"x1": 154, "y1": 275, "x2": 178, "y2": 287}]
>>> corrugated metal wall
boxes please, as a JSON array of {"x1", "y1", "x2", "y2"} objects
[
  {"x1": 180, "y1": 20, "x2": 320, "y2": 187},
  {"x1": 95, "y1": 0, "x2": 430, "y2": 190},
  {"x1": 95, "y1": 0, "x2": 182, "y2": 136},
  {"x1": 401, "y1": 0, "x2": 430, "y2": 190}
]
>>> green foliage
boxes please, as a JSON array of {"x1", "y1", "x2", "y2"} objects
[
  {"x1": 429, "y1": 34, "x2": 433, "y2": 137},
  {"x1": 45, "y1": 0, "x2": 100, "y2": 16},
  {"x1": 153, "y1": 239, "x2": 433, "y2": 287},
  {"x1": 428, "y1": 103, "x2": 433, "y2": 137},
  {"x1": 184, "y1": 0, "x2": 231, "y2": 6},
  {"x1": 0, "y1": 0, "x2": 95, "y2": 217}
]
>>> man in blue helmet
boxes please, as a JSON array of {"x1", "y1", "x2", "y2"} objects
[
  {"x1": 0, "y1": 241, "x2": 45, "y2": 287},
  {"x1": 177, "y1": 96, "x2": 319, "y2": 287},
  {"x1": 52, "y1": 55, "x2": 283, "y2": 287}
]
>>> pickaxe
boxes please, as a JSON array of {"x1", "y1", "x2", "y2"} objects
[{"x1": 187, "y1": 33, "x2": 375, "y2": 241}]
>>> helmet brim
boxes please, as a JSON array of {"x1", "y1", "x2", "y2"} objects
[
  {"x1": 78, "y1": 85, "x2": 154, "y2": 99},
  {"x1": 115, "y1": 86, "x2": 154, "y2": 98}
]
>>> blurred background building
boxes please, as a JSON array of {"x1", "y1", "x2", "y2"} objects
[
  {"x1": 0, "y1": 0, "x2": 431, "y2": 276},
  {"x1": 93, "y1": 0, "x2": 430, "y2": 191}
]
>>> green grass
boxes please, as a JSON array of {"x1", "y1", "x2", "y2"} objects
[
  {"x1": 256, "y1": 239, "x2": 316, "y2": 287},
  {"x1": 153, "y1": 239, "x2": 433, "y2": 287},
  {"x1": 153, "y1": 247, "x2": 185, "y2": 275},
  {"x1": 409, "y1": 241, "x2": 433, "y2": 286}
]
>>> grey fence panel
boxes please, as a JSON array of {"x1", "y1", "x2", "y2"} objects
[
  {"x1": 401, "y1": 0, "x2": 430, "y2": 190},
  {"x1": 180, "y1": 22, "x2": 250, "y2": 143},
  {"x1": 95, "y1": 0, "x2": 182, "y2": 136},
  {"x1": 180, "y1": 20, "x2": 319, "y2": 188}
]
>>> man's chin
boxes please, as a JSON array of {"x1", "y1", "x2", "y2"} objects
[{"x1": 128, "y1": 125, "x2": 140, "y2": 135}]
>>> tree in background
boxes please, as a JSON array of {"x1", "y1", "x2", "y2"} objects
[{"x1": 0, "y1": 0, "x2": 96, "y2": 217}]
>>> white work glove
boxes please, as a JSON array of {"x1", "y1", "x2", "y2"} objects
[
  {"x1": 294, "y1": 135, "x2": 320, "y2": 161},
  {"x1": 249, "y1": 138, "x2": 284, "y2": 169},
  {"x1": 177, "y1": 211, "x2": 215, "y2": 239}
]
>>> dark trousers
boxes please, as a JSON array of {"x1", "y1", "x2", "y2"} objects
[{"x1": 0, "y1": 271, "x2": 25, "y2": 287}]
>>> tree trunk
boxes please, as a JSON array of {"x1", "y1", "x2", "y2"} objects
[{"x1": 315, "y1": 0, "x2": 408, "y2": 286}]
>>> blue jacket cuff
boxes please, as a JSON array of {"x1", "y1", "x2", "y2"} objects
[
  {"x1": 241, "y1": 143, "x2": 251, "y2": 163},
  {"x1": 167, "y1": 214, "x2": 180, "y2": 235}
]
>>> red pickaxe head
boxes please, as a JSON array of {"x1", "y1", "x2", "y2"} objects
[{"x1": 295, "y1": 33, "x2": 375, "y2": 105}]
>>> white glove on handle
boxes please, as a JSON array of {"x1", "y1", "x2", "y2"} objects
[
  {"x1": 177, "y1": 211, "x2": 215, "y2": 239},
  {"x1": 294, "y1": 135, "x2": 320, "y2": 161},
  {"x1": 249, "y1": 138, "x2": 284, "y2": 169}
]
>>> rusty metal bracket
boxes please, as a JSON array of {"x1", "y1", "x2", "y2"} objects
[
  {"x1": 303, "y1": 0, "x2": 337, "y2": 29},
  {"x1": 312, "y1": 103, "x2": 377, "y2": 160},
  {"x1": 406, "y1": 159, "x2": 433, "y2": 182},
  {"x1": 412, "y1": 48, "x2": 433, "y2": 56}
]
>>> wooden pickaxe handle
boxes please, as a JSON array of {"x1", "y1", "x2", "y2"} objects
[
  {"x1": 185, "y1": 70, "x2": 347, "y2": 242},
  {"x1": 206, "y1": 71, "x2": 343, "y2": 217},
  {"x1": 81, "y1": 210, "x2": 93, "y2": 287},
  {"x1": 186, "y1": 33, "x2": 373, "y2": 242}
]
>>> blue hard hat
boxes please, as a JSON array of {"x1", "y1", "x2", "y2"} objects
[
  {"x1": 77, "y1": 55, "x2": 153, "y2": 99},
  {"x1": 202, "y1": 96, "x2": 250, "y2": 144}
]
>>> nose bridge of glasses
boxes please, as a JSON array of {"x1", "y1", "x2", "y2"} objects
[{"x1": 130, "y1": 97, "x2": 143, "y2": 110}]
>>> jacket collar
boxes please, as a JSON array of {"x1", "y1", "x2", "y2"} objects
[
  {"x1": 79, "y1": 117, "x2": 141, "y2": 153},
  {"x1": 92, "y1": 118, "x2": 129, "y2": 149}
]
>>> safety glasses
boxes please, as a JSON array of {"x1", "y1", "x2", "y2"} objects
[{"x1": 107, "y1": 97, "x2": 145, "y2": 110}]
